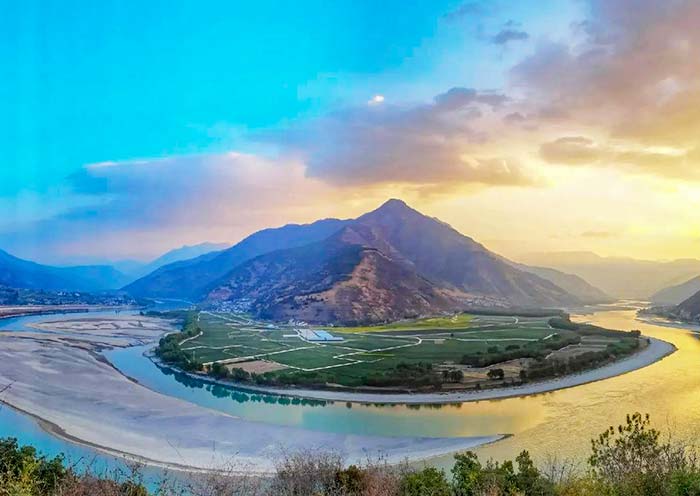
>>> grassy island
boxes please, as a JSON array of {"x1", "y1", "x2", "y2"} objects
[{"x1": 154, "y1": 309, "x2": 645, "y2": 392}]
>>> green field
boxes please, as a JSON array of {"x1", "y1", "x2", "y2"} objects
[
  {"x1": 170, "y1": 310, "x2": 617, "y2": 387},
  {"x1": 156, "y1": 309, "x2": 644, "y2": 390},
  {"x1": 181, "y1": 312, "x2": 560, "y2": 368},
  {"x1": 328, "y1": 313, "x2": 476, "y2": 333}
]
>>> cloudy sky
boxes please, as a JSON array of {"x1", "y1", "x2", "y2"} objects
[{"x1": 2, "y1": 0, "x2": 699, "y2": 264}]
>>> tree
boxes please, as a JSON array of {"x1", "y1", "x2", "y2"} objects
[
  {"x1": 487, "y1": 368, "x2": 505, "y2": 380},
  {"x1": 452, "y1": 451, "x2": 482, "y2": 495},
  {"x1": 400, "y1": 467, "x2": 451, "y2": 496},
  {"x1": 210, "y1": 362, "x2": 230, "y2": 379},
  {"x1": 589, "y1": 412, "x2": 691, "y2": 494},
  {"x1": 0, "y1": 438, "x2": 68, "y2": 494},
  {"x1": 514, "y1": 450, "x2": 553, "y2": 495},
  {"x1": 449, "y1": 370, "x2": 464, "y2": 383},
  {"x1": 335, "y1": 464, "x2": 367, "y2": 495}
]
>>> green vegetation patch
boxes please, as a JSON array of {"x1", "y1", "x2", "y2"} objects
[
  {"x1": 330, "y1": 313, "x2": 475, "y2": 333},
  {"x1": 154, "y1": 311, "x2": 644, "y2": 390}
]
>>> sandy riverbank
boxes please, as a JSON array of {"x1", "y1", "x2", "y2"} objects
[
  {"x1": 0, "y1": 327, "x2": 501, "y2": 473},
  {"x1": 164, "y1": 336, "x2": 675, "y2": 405},
  {"x1": 0, "y1": 305, "x2": 138, "y2": 320}
]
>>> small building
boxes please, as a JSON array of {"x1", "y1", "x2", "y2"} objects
[{"x1": 299, "y1": 329, "x2": 344, "y2": 342}]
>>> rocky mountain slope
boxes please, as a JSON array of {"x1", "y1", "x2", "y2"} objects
[
  {"x1": 204, "y1": 200, "x2": 580, "y2": 323},
  {"x1": 124, "y1": 218, "x2": 350, "y2": 300}
]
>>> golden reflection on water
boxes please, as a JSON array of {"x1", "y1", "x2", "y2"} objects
[{"x1": 425, "y1": 309, "x2": 700, "y2": 467}]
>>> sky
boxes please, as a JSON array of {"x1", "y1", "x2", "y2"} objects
[{"x1": 2, "y1": 0, "x2": 699, "y2": 264}]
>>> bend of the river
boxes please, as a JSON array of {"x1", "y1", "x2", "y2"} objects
[{"x1": 1, "y1": 304, "x2": 698, "y2": 476}]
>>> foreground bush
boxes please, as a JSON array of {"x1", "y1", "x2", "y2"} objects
[{"x1": 3, "y1": 413, "x2": 700, "y2": 495}]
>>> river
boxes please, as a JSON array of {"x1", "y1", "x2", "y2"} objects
[{"x1": 1, "y1": 304, "x2": 698, "y2": 474}]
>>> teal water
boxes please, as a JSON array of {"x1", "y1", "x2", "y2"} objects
[
  {"x1": 0, "y1": 404, "x2": 111, "y2": 469},
  {"x1": 106, "y1": 345, "x2": 503, "y2": 438}
]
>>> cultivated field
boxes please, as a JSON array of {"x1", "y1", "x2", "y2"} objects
[
  {"x1": 182, "y1": 312, "x2": 556, "y2": 367},
  {"x1": 169, "y1": 310, "x2": 641, "y2": 389}
]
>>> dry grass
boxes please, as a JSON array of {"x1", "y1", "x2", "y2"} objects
[{"x1": 229, "y1": 360, "x2": 289, "y2": 374}]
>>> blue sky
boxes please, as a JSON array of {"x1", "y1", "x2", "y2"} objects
[
  {"x1": 6, "y1": 1, "x2": 697, "y2": 264},
  {"x1": 3, "y1": 0, "x2": 451, "y2": 191},
  {"x1": 1, "y1": 0, "x2": 578, "y2": 192}
]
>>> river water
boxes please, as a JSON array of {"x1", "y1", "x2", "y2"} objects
[{"x1": 1, "y1": 305, "x2": 699, "y2": 474}]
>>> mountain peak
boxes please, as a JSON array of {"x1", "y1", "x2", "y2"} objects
[
  {"x1": 381, "y1": 198, "x2": 410, "y2": 209},
  {"x1": 362, "y1": 198, "x2": 422, "y2": 221}
]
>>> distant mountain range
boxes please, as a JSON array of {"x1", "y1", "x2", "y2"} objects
[
  {"x1": 5, "y1": 200, "x2": 695, "y2": 324},
  {"x1": 511, "y1": 263, "x2": 612, "y2": 304},
  {"x1": 119, "y1": 242, "x2": 231, "y2": 279},
  {"x1": 517, "y1": 251, "x2": 700, "y2": 300},
  {"x1": 0, "y1": 249, "x2": 130, "y2": 292},
  {"x1": 651, "y1": 276, "x2": 700, "y2": 305},
  {"x1": 126, "y1": 199, "x2": 610, "y2": 323}
]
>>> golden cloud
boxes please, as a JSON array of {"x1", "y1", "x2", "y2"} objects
[{"x1": 512, "y1": 0, "x2": 700, "y2": 181}]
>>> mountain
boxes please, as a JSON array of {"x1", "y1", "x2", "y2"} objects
[
  {"x1": 207, "y1": 228, "x2": 458, "y2": 324},
  {"x1": 147, "y1": 243, "x2": 229, "y2": 269},
  {"x1": 0, "y1": 249, "x2": 130, "y2": 292},
  {"x1": 517, "y1": 251, "x2": 700, "y2": 299},
  {"x1": 122, "y1": 242, "x2": 231, "y2": 279},
  {"x1": 123, "y1": 218, "x2": 351, "y2": 299},
  {"x1": 652, "y1": 276, "x2": 700, "y2": 305},
  {"x1": 674, "y1": 290, "x2": 700, "y2": 323},
  {"x1": 204, "y1": 199, "x2": 580, "y2": 323},
  {"x1": 512, "y1": 263, "x2": 611, "y2": 304},
  {"x1": 348, "y1": 200, "x2": 575, "y2": 307}
]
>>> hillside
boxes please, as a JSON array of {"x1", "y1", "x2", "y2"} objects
[
  {"x1": 205, "y1": 200, "x2": 579, "y2": 323},
  {"x1": 652, "y1": 276, "x2": 700, "y2": 305},
  {"x1": 148, "y1": 242, "x2": 230, "y2": 269},
  {"x1": 348, "y1": 200, "x2": 575, "y2": 307},
  {"x1": 120, "y1": 242, "x2": 230, "y2": 279},
  {"x1": 0, "y1": 249, "x2": 129, "y2": 292},
  {"x1": 509, "y1": 263, "x2": 611, "y2": 305},
  {"x1": 207, "y1": 227, "x2": 459, "y2": 323},
  {"x1": 674, "y1": 290, "x2": 700, "y2": 323},
  {"x1": 124, "y1": 218, "x2": 351, "y2": 299},
  {"x1": 518, "y1": 252, "x2": 700, "y2": 299}
]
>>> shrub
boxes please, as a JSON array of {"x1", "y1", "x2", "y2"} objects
[
  {"x1": 487, "y1": 368, "x2": 505, "y2": 380},
  {"x1": 589, "y1": 412, "x2": 696, "y2": 495},
  {"x1": 335, "y1": 464, "x2": 368, "y2": 495},
  {"x1": 400, "y1": 467, "x2": 451, "y2": 496},
  {"x1": 0, "y1": 438, "x2": 67, "y2": 494},
  {"x1": 449, "y1": 370, "x2": 464, "y2": 383}
]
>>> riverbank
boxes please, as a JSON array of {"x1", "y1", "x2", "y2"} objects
[
  {"x1": 150, "y1": 335, "x2": 676, "y2": 405},
  {"x1": 637, "y1": 314, "x2": 700, "y2": 332},
  {"x1": 0, "y1": 319, "x2": 503, "y2": 473},
  {"x1": 0, "y1": 304, "x2": 139, "y2": 320}
]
